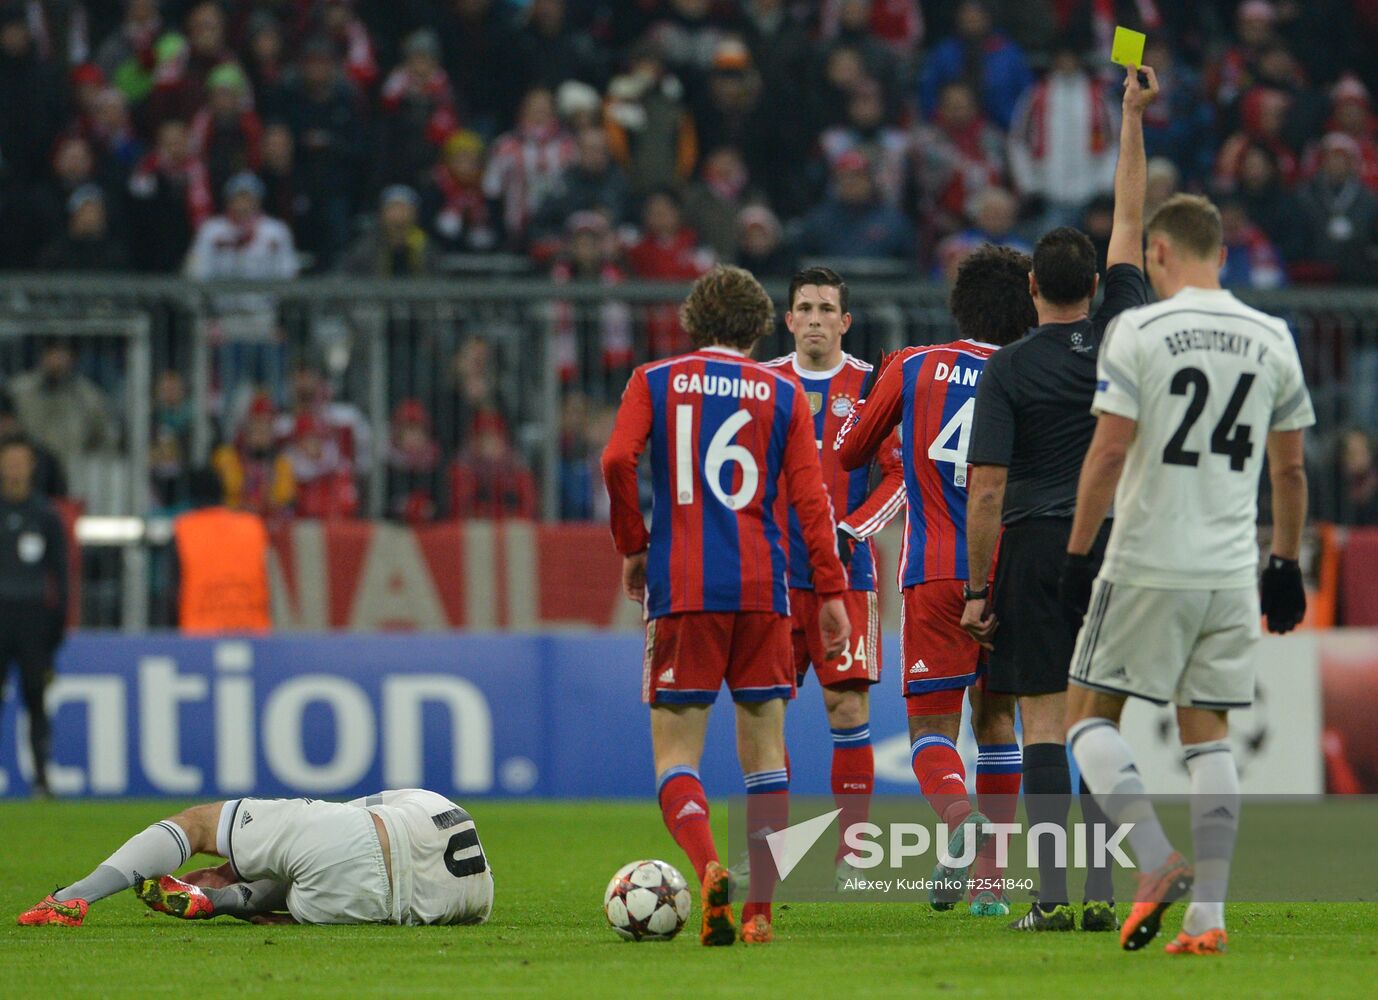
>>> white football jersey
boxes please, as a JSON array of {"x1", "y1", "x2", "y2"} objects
[{"x1": 1092, "y1": 286, "x2": 1314, "y2": 589}]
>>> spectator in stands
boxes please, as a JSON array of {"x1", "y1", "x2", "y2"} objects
[
  {"x1": 148, "y1": 1, "x2": 238, "y2": 128},
  {"x1": 1145, "y1": 157, "x2": 1180, "y2": 218},
  {"x1": 212, "y1": 393, "x2": 294, "y2": 517},
  {"x1": 521, "y1": 0, "x2": 601, "y2": 89},
  {"x1": 555, "y1": 79, "x2": 604, "y2": 135},
  {"x1": 558, "y1": 390, "x2": 596, "y2": 520},
  {"x1": 483, "y1": 86, "x2": 576, "y2": 250},
  {"x1": 626, "y1": 188, "x2": 712, "y2": 356},
  {"x1": 820, "y1": 77, "x2": 907, "y2": 208},
  {"x1": 1307, "y1": 75, "x2": 1378, "y2": 194},
  {"x1": 0, "y1": 389, "x2": 66, "y2": 498},
  {"x1": 437, "y1": 338, "x2": 506, "y2": 455},
  {"x1": 423, "y1": 130, "x2": 501, "y2": 255},
  {"x1": 86, "y1": 86, "x2": 144, "y2": 176},
  {"x1": 154, "y1": 369, "x2": 194, "y2": 458},
  {"x1": 1299, "y1": 133, "x2": 1378, "y2": 283},
  {"x1": 1337, "y1": 428, "x2": 1378, "y2": 526},
  {"x1": 795, "y1": 151, "x2": 915, "y2": 260},
  {"x1": 0, "y1": 5, "x2": 66, "y2": 187},
  {"x1": 8, "y1": 338, "x2": 115, "y2": 484},
  {"x1": 1219, "y1": 198, "x2": 1287, "y2": 290},
  {"x1": 645, "y1": 0, "x2": 739, "y2": 78},
  {"x1": 1140, "y1": 37, "x2": 1214, "y2": 187},
  {"x1": 437, "y1": 0, "x2": 528, "y2": 137},
  {"x1": 1215, "y1": 87, "x2": 1299, "y2": 193},
  {"x1": 933, "y1": 186, "x2": 1031, "y2": 279},
  {"x1": 127, "y1": 118, "x2": 214, "y2": 272},
  {"x1": 242, "y1": 11, "x2": 288, "y2": 115},
  {"x1": 530, "y1": 127, "x2": 629, "y2": 259},
  {"x1": 735, "y1": 204, "x2": 796, "y2": 278},
  {"x1": 150, "y1": 368, "x2": 195, "y2": 511},
  {"x1": 604, "y1": 42, "x2": 697, "y2": 197},
  {"x1": 95, "y1": 0, "x2": 162, "y2": 105},
  {"x1": 278, "y1": 363, "x2": 372, "y2": 473},
  {"x1": 1251, "y1": 44, "x2": 1329, "y2": 154},
  {"x1": 259, "y1": 122, "x2": 309, "y2": 252},
  {"x1": 30, "y1": 135, "x2": 115, "y2": 261},
  {"x1": 741, "y1": 0, "x2": 812, "y2": 99},
  {"x1": 911, "y1": 80, "x2": 1007, "y2": 237},
  {"x1": 821, "y1": 0, "x2": 912, "y2": 91},
  {"x1": 550, "y1": 212, "x2": 633, "y2": 385},
  {"x1": 918, "y1": 0, "x2": 1032, "y2": 129},
  {"x1": 341, "y1": 185, "x2": 434, "y2": 277},
  {"x1": 682, "y1": 146, "x2": 759, "y2": 262},
  {"x1": 37, "y1": 185, "x2": 130, "y2": 272},
  {"x1": 1008, "y1": 41, "x2": 1117, "y2": 231},
  {"x1": 378, "y1": 28, "x2": 459, "y2": 189},
  {"x1": 385, "y1": 398, "x2": 444, "y2": 525},
  {"x1": 190, "y1": 62, "x2": 262, "y2": 205},
  {"x1": 287, "y1": 411, "x2": 359, "y2": 520},
  {"x1": 449, "y1": 412, "x2": 537, "y2": 521},
  {"x1": 186, "y1": 172, "x2": 298, "y2": 282},
  {"x1": 320, "y1": 0, "x2": 379, "y2": 93},
  {"x1": 1237, "y1": 143, "x2": 1307, "y2": 263},
  {"x1": 1211, "y1": 0, "x2": 1278, "y2": 106},
  {"x1": 282, "y1": 36, "x2": 364, "y2": 268},
  {"x1": 693, "y1": 40, "x2": 782, "y2": 199}
]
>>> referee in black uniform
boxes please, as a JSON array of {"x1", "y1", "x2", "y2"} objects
[
  {"x1": 0, "y1": 434, "x2": 69, "y2": 797},
  {"x1": 960, "y1": 64, "x2": 1160, "y2": 931}
]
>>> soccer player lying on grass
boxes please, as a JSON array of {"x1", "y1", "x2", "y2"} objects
[{"x1": 18, "y1": 789, "x2": 493, "y2": 927}]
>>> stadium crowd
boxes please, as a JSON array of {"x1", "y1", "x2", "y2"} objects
[{"x1": 1, "y1": 0, "x2": 1377, "y2": 527}]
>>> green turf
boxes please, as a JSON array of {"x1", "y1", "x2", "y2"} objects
[{"x1": 3, "y1": 799, "x2": 1375, "y2": 998}]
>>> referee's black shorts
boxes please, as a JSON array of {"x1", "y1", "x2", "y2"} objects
[{"x1": 986, "y1": 518, "x2": 1110, "y2": 697}]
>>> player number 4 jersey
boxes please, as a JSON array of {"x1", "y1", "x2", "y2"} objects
[{"x1": 1093, "y1": 287, "x2": 1315, "y2": 590}]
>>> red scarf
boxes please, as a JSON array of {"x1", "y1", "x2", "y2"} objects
[{"x1": 132, "y1": 151, "x2": 214, "y2": 226}]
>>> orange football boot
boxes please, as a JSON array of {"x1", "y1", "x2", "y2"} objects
[
  {"x1": 740, "y1": 914, "x2": 773, "y2": 944},
  {"x1": 1165, "y1": 928, "x2": 1228, "y2": 955},
  {"x1": 699, "y1": 861, "x2": 737, "y2": 946},
  {"x1": 137, "y1": 876, "x2": 217, "y2": 919},
  {"x1": 1121, "y1": 853, "x2": 1194, "y2": 951},
  {"x1": 17, "y1": 893, "x2": 88, "y2": 927}
]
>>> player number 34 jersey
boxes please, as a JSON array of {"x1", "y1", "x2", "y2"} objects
[{"x1": 1093, "y1": 287, "x2": 1315, "y2": 590}]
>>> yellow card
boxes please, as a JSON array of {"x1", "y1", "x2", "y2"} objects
[{"x1": 1111, "y1": 26, "x2": 1146, "y2": 68}]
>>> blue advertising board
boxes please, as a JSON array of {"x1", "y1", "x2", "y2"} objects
[{"x1": 0, "y1": 633, "x2": 971, "y2": 800}]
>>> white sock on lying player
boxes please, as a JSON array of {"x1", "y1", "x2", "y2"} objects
[
  {"x1": 202, "y1": 879, "x2": 290, "y2": 917},
  {"x1": 1182, "y1": 739, "x2": 1239, "y2": 935},
  {"x1": 54, "y1": 820, "x2": 192, "y2": 903}
]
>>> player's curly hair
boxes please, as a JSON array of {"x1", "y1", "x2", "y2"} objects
[
  {"x1": 681, "y1": 265, "x2": 775, "y2": 352},
  {"x1": 949, "y1": 244, "x2": 1036, "y2": 347}
]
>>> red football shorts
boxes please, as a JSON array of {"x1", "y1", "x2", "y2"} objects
[
  {"x1": 642, "y1": 611, "x2": 794, "y2": 705},
  {"x1": 790, "y1": 588, "x2": 880, "y2": 688},
  {"x1": 901, "y1": 580, "x2": 985, "y2": 716}
]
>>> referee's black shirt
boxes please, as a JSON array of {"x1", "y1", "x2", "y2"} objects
[
  {"x1": 0, "y1": 493, "x2": 67, "y2": 608},
  {"x1": 967, "y1": 263, "x2": 1149, "y2": 525}
]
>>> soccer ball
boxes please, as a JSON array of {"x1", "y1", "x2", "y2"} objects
[{"x1": 603, "y1": 859, "x2": 692, "y2": 941}]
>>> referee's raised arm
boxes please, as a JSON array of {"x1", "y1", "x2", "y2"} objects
[{"x1": 1105, "y1": 64, "x2": 1160, "y2": 271}]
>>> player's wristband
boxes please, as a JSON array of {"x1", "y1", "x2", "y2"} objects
[{"x1": 962, "y1": 583, "x2": 990, "y2": 602}]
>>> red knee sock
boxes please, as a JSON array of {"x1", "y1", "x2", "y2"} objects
[
  {"x1": 741, "y1": 770, "x2": 789, "y2": 925},
  {"x1": 831, "y1": 724, "x2": 874, "y2": 863},
  {"x1": 973, "y1": 744, "x2": 1022, "y2": 885},
  {"x1": 911, "y1": 734, "x2": 971, "y2": 827},
  {"x1": 657, "y1": 767, "x2": 717, "y2": 883}
]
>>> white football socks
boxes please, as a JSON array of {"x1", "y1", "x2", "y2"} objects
[
  {"x1": 1067, "y1": 718, "x2": 1175, "y2": 874},
  {"x1": 55, "y1": 820, "x2": 192, "y2": 903},
  {"x1": 204, "y1": 879, "x2": 290, "y2": 917},
  {"x1": 1183, "y1": 739, "x2": 1239, "y2": 935}
]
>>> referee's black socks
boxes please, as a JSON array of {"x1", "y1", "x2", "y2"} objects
[
  {"x1": 1022, "y1": 742, "x2": 1071, "y2": 910},
  {"x1": 1079, "y1": 776, "x2": 1116, "y2": 904}
]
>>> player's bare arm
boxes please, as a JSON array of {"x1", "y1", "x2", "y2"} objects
[
  {"x1": 1105, "y1": 64, "x2": 1159, "y2": 270},
  {"x1": 961, "y1": 463, "x2": 1006, "y2": 649}
]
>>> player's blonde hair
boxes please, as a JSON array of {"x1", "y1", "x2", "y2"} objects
[
  {"x1": 681, "y1": 265, "x2": 775, "y2": 352},
  {"x1": 1146, "y1": 194, "x2": 1223, "y2": 260}
]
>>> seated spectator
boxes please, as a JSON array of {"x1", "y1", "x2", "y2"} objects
[
  {"x1": 735, "y1": 205, "x2": 796, "y2": 278},
  {"x1": 275, "y1": 363, "x2": 372, "y2": 477},
  {"x1": 821, "y1": 0, "x2": 919, "y2": 77},
  {"x1": 556, "y1": 79, "x2": 605, "y2": 135},
  {"x1": 682, "y1": 146, "x2": 758, "y2": 261},
  {"x1": 190, "y1": 62, "x2": 263, "y2": 203},
  {"x1": 32, "y1": 135, "x2": 114, "y2": 256},
  {"x1": 605, "y1": 43, "x2": 697, "y2": 197},
  {"x1": 9, "y1": 338, "x2": 116, "y2": 486},
  {"x1": 1237, "y1": 143, "x2": 1307, "y2": 262},
  {"x1": 1337, "y1": 428, "x2": 1378, "y2": 526},
  {"x1": 626, "y1": 189, "x2": 713, "y2": 356},
  {"x1": 1080, "y1": 194, "x2": 1115, "y2": 273},
  {"x1": 1210, "y1": 0, "x2": 1277, "y2": 106},
  {"x1": 437, "y1": 0, "x2": 528, "y2": 136},
  {"x1": 128, "y1": 119, "x2": 214, "y2": 272},
  {"x1": 795, "y1": 151, "x2": 915, "y2": 259},
  {"x1": 149, "y1": 424, "x2": 194, "y2": 513},
  {"x1": 95, "y1": 0, "x2": 162, "y2": 105},
  {"x1": 0, "y1": 388, "x2": 67, "y2": 498},
  {"x1": 550, "y1": 212, "x2": 633, "y2": 383},
  {"x1": 1298, "y1": 133, "x2": 1378, "y2": 283},
  {"x1": 259, "y1": 122, "x2": 309, "y2": 253},
  {"x1": 243, "y1": 11, "x2": 288, "y2": 114},
  {"x1": 1219, "y1": 198, "x2": 1286, "y2": 289},
  {"x1": 1303, "y1": 75, "x2": 1378, "y2": 194},
  {"x1": 558, "y1": 391, "x2": 596, "y2": 520},
  {"x1": 933, "y1": 186, "x2": 1032, "y2": 280},
  {"x1": 448, "y1": 413, "x2": 537, "y2": 521},
  {"x1": 1141, "y1": 37, "x2": 1215, "y2": 186},
  {"x1": 521, "y1": 0, "x2": 601, "y2": 89},
  {"x1": 1215, "y1": 87, "x2": 1299, "y2": 193},
  {"x1": 483, "y1": 86, "x2": 576, "y2": 249},
  {"x1": 911, "y1": 80, "x2": 1007, "y2": 236},
  {"x1": 186, "y1": 172, "x2": 298, "y2": 282},
  {"x1": 1145, "y1": 157, "x2": 1180, "y2": 217},
  {"x1": 213, "y1": 393, "x2": 295, "y2": 517},
  {"x1": 86, "y1": 87, "x2": 144, "y2": 175},
  {"x1": 820, "y1": 77, "x2": 908, "y2": 208},
  {"x1": 153, "y1": 370, "x2": 194, "y2": 462},
  {"x1": 341, "y1": 185, "x2": 435, "y2": 277},
  {"x1": 147, "y1": 1, "x2": 238, "y2": 129},
  {"x1": 529, "y1": 126, "x2": 629, "y2": 258},
  {"x1": 918, "y1": 0, "x2": 1032, "y2": 129},
  {"x1": 437, "y1": 339, "x2": 508, "y2": 455},
  {"x1": 1008, "y1": 42, "x2": 1117, "y2": 231},
  {"x1": 0, "y1": 6, "x2": 66, "y2": 191},
  {"x1": 385, "y1": 399, "x2": 444, "y2": 525},
  {"x1": 378, "y1": 28, "x2": 459, "y2": 188},
  {"x1": 37, "y1": 185, "x2": 130, "y2": 271},
  {"x1": 423, "y1": 130, "x2": 501, "y2": 254},
  {"x1": 286, "y1": 412, "x2": 358, "y2": 520},
  {"x1": 320, "y1": 0, "x2": 379, "y2": 93}
]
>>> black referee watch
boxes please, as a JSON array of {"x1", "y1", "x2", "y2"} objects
[{"x1": 963, "y1": 583, "x2": 990, "y2": 602}]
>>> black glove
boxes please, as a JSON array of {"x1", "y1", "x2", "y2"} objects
[
  {"x1": 837, "y1": 527, "x2": 855, "y2": 566},
  {"x1": 1260, "y1": 555, "x2": 1306, "y2": 634},
  {"x1": 1059, "y1": 553, "x2": 1097, "y2": 620}
]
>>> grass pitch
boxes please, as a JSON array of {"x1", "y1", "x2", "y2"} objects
[{"x1": 3, "y1": 799, "x2": 1374, "y2": 999}]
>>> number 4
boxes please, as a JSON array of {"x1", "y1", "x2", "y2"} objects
[{"x1": 927, "y1": 397, "x2": 975, "y2": 487}]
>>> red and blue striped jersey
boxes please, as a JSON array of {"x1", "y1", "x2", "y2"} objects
[
  {"x1": 762, "y1": 353, "x2": 905, "y2": 592},
  {"x1": 836, "y1": 340, "x2": 997, "y2": 587},
  {"x1": 602, "y1": 346, "x2": 848, "y2": 619}
]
